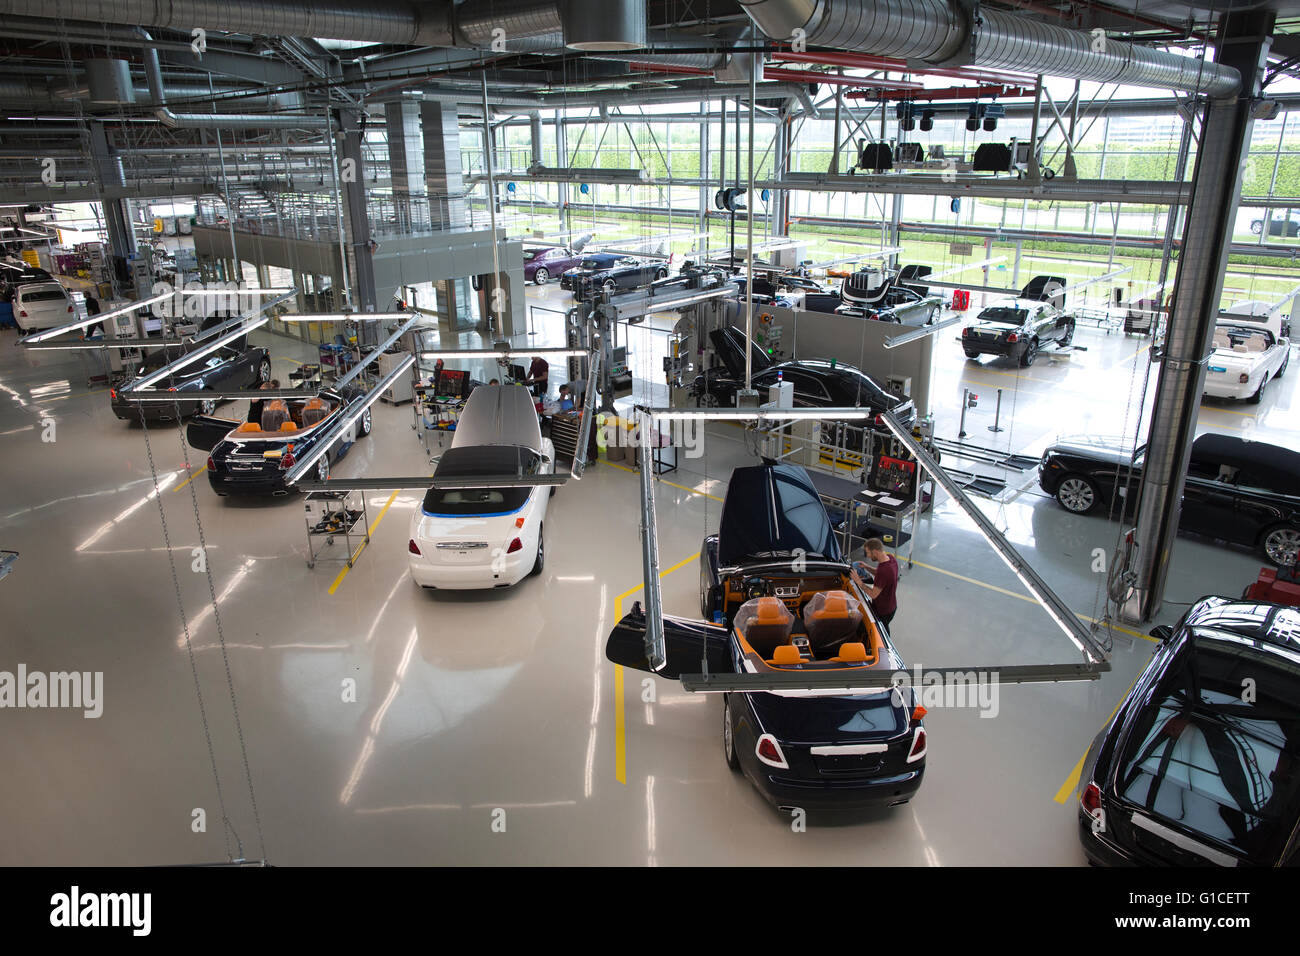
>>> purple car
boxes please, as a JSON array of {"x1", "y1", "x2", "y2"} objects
[{"x1": 523, "y1": 246, "x2": 583, "y2": 285}]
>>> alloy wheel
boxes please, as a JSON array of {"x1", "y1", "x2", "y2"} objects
[
  {"x1": 1057, "y1": 477, "x2": 1096, "y2": 514},
  {"x1": 1264, "y1": 527, "x2": 1300, "y2": 566}
]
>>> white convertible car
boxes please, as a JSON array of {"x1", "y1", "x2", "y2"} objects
[
  {"x1": 408, "y1": 384, "x2": 555, "y2": 590},
  {"x1": 1203, "y1": 315, "x2": 1291, "y2": 403}
]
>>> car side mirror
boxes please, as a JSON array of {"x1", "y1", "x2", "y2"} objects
[{"x1": 1148, "y1": 625, "x2": 1173, "y2": 642}]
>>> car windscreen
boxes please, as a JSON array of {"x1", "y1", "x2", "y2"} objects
[
  {"x1": 423, "y1": 445, "x2": 540, "y2": 516},
  {"x1": 978, "y1": 307, "x2": 1026, "y2": 324},
  {"x1": 580, "y1": 258, "x2": 606, "y2": 270},
  {"x1": 20, "y1": 288, "x2": 67, "y2": 302},
  {"x1": 1115, "y1": 633, "x2": 1300, "y2": 861}
]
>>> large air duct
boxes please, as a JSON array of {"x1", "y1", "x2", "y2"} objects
[{"x1": 737, "y1": 0, "x2": 1241, "y2": 97}]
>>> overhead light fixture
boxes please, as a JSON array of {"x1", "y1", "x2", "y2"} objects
[
  {"x1": 22, "y1": 292, "x2": 172, "y2": 343},
  {"x1": 877, "y1": 412, "x2": 1108, "y2": 663},
  {"x1": 882, "y1": 316, "x2": 960, "y2": 349},
  {"x1": 417, "y1": 348, "x2": 590, "y2": 360},
  {"x1": 183, "y1": 287, "x2": 292, "y2": 296},
  {"x1": 646, "y1": 407, "x2": 873, "y2": 421},
  {"x1": 279, "y1": 312, "x2": 413, "y2": 322}
]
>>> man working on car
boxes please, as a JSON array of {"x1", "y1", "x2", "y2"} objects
[
  {"x1": 525, "y1": 355, "x2": 549, "y2": 398},
  {"x1": 859, "y1": 537, "x2": 899, "y2": 629}
]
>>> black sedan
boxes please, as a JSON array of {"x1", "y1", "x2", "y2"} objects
[
  {"x1": 1078, "y1": 596, "x2": 1300, "y2": 866},
  {"x1": 1250, "y1": 213, "x2": 1300, "y2": 237},
  {"x1": 186, "y1": 386, "x2": 372, "y2": 496},
  {"x1": 572, "y1": 258, "x2": 669, "y2": 298},
  {"x1": 694, "y1": 326, "x2": 916, "y2": 427},
  {"x1": 1038, "y1": 432, "x2": 1300, "y2": 566},
  {"x1": 559, "y1": 252, "x2": 622, "y2": 291},
  {"x1": 607, "y1": 464, "x2": 926, "y2": 814},
  {"x1": 962, "y1": 298, "x2": 1074, "y2": 366},
  {"x1": 111, "y1": 342, "x2": 271, "y2": 423}
]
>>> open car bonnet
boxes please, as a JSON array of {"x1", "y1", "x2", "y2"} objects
[{"x1": 717, "y1": 464, "x2": 842, "y2": 567}]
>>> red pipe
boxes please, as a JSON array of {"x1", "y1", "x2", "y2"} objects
[
  {"x1": 765, "y1": 67, "x2": 923, "y2": 89},
  {"x1": 847, "y1": 84, "x2": 1036, "y2": 101},
  {"x1": 770, "y1": 49, "x2": 1036, "y2": 85}
]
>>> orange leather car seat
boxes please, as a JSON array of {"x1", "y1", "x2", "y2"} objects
[
  {"x1": 261, "y1": 400, "x2": 289, "y2": 433},
  {"x1": 301, "y1": 398, "x2": 330, "y2": 427},
  {"x1": 236, "y1": 422, "x2": 260, "y2": 433},
  {"x1": 806, "y1": 590, "x2": 860, "y2": 653},
  {"x1": 740, "y1": 596, "x2": 795, "y2": 659},
  {"x1": 830, "y1": 642, "x2": 869, "y2": 663}
]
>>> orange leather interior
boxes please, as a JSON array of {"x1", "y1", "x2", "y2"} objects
[
  {"x1": 261, "y1": 399, "x2": 289, "y2": 433},
  {"x1": 769, "y1": 645, "x2": 802, "y2": 666},
  {"x1": 741, "y1": 596, "x2": 795, "y2": 658},
  {"x1": 831, "y1": 642, "x2": 869, "y2": 663},
  {"x1": 279, "y1": 421, "x2": 298, "y2": 432},
  {"x1": 236, "y1": 422, "x2": 260, "y2": 433}
]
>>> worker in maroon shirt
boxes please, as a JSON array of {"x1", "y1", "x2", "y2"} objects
[
  {"x1": 860, "y1": 537, "x2": 899, "y2": 628},
  {"x1": 525, "y1": 355, "x2": 549, "y2": 398}
]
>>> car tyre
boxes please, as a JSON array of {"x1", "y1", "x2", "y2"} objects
[
  {"x1": 259, "y1": 358, "x2": 271, "y2": 383},
  {"x1": 1251, "y1": 220, "x2": 1264, "y2": 235},
  {"x1": 723, "y1": 698, "x2": 741, "y2": 772},
  {"x1": 534, "y1": 267, "x2": 549, "y2": 285},
  {"x1": 964, "y1": 349, "x2": 980, "y2": 360},
  {"x1": 359, "y1": 407, "x2": 372, "y2": 436},
  {"x1": 1055, "y1": 474, "x2": 1098, "y2": 514},
  {"x1": 655, "y1": 268, "x2": 668, "y2": 280},
  {"x1": 1061, "y1": 321, "x2": 1075, "y2": 346},
  {"x1": 199, "y1": 399, "x2": 217, "y2": 416},
  {"x1": 1248, "y1": 378, "x2": 1265, "y2": 404},
  {"x1": 531, "y1": 524, "x2": 545, "y2": 576},
  {"x1": 316, "y1": 456, "x2": 329, "y2": 483},
  {"x1": 602, "y1": 279, "x2": 617, "y2": 294},
  {"x1": 1020, "y1": 339, "x2": 1038, "y2": 367},
  {"x1": 697, "y1": 390, "x2": 720, "y2": 409},
  {"x1": 1276, "y1": 351, "x2": 1289, "y2": 379},
  {"x1": 1262, "y1": 525, "x2": 1300, "y2": 567}
]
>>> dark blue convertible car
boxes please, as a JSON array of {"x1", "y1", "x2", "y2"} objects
[{"x1": 607, "y1": 464, "x2": 926, "y2": 815}]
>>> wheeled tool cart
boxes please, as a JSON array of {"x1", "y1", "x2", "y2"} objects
[{"x1": 304, "y1": 490, "x2": 370, "y2": 570}]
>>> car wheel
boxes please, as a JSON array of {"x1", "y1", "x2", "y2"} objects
[
  {"x1": 1020, "y1": 339, "x2": 1038, "y2": 367},
  {"x1": 531, "y1": 524, "x2": 545, "y2": 576},
  {"x1": 1276, "y1": 351, "x2": 1289, "y2": 379},
  {"x1": 1061, "y1": 321, "x2": 1075, "y2": 346},
  {"x1": 655, "y1": 269, "x2": 668, "y2": 280},
  {"x1": 198, "y1": 399, "x2": 217, "y2": 416},
  {"x1": 315, "y1": 456, "x2": 329, "y2": 483},
  {"x1": 1248, "y1": 377, "x2": 1265, "y2": 404},
  {"x1": 964, "y1": 349, "x2": 980, "y2": 360},
  {"x1": 602, "y1": 279, "x2": 617, "y2": 294},
  {"x1": 534, "y1": 268, "x2": 548, "y2": 286},
  {"x1": 1056, "y1": 475, "x2": 1098, "y2": 514},
  {"x1": 1262, "y1": 526, "x2": 1300, "y2": 567},
  {"x1": 723, "y1": 698, "x2": 741, "y2": 772},
  {"x1": 697, "y1": 390, "x2": 720, "y2": 409},
  {"x1": 259, "y1": 358, "x2": 271, "y2": 383},
  {"x1": 359, "y1": 407, "x2": 372, "y2": 436},
  {"x1": 1251, "y1": 220, "x2": 1264, "y2": 235}
]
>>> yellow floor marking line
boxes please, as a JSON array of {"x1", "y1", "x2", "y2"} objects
[
  {"x1": 174, "y1": 463, "x2": 207, "y2": 492},
  {"x1": 1053, "y1": 670, "x2": 1144, "y2": 804},
  {"x1": 328, "y1": 488, "x2": 401, "y2": 595},
  {"x1": 613, "y1": 550, "x2": 701, "y2": 784},
  {"x1": 604, "y1": 458, "x2": 726, "y2": 503}
]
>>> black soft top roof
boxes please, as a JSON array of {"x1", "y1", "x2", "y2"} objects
[{"x1": 1190, "y1": 434, "x2": 1300, "y2": 487}]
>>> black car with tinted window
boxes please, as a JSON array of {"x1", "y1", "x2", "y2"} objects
[
  {"x1": 1078, "y1": 596, "x2": 1300, "y2": 866},
  {"x1": 608, "y1": 464, "x2": 926, "y2": 815},
  {"x1": 573, "y1": 257, "x2": 669, "y2": 298},
  {"x1": 1038, "y1": 432, "x2": 1300, "y2": 567},
  {"x1": 110, "y1": 341, "x2": 271, "y2": 423},
  {"x1": 693, "y1": 325, "x2": 916, "y2": 428}
]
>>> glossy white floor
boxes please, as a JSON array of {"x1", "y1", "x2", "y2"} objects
[{"x1": 0, "y1": 287, "x2": 1294, "y2": 865}]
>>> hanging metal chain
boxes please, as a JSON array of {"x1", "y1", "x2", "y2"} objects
[
  {"x1": 139, "y1": 408, "x2": 239, "y2": 862},
  {"x1": 173, "y1": 397, "x2": 269, "y2": 864}
]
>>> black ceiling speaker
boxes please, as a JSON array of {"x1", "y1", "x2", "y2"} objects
[
  {"x1": 920, "y1": 110, "x2": 934, "y2": 132},
  {"x1": 901, "y1": 115, "x2": 915, "y2": 131},
  {"x1": 983, "y1": 116, "x2": 998, "y2": 132},
  {"x1": 966, "y1": 116, "x2": 980, "y2": 131}
]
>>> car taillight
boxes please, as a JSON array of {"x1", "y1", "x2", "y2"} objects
[
  {"x1": 109, "y1": 388, "x2": 117, "y2": 400},
  {"x1": 1239, "y1": 372, "x2": 1250, "y2": 384},
  {"x1": 874, "y1": 413, "x2": 884, "y2": 425},
  {"x1": 206, "y1": 456, "x2": 215, "y2": 471},
  {"x1": 1081, "y1": 782, "x2": 1103, "y2": 816},
  {"x1": 279, "y1": 444, "x2": 295, "y2": 469},
  {"x1": 18, "y1": 310, "x2": 27, "y2": 317},
  {"x1": 408, "y1": 538, "x2": 422, "y2": 555},
  {"x1": 1006, "y1": 332, "x2": 1019, "y2": 343},
  {"x1": 506, "y1": 537, "x2": 523, "y2": 554},
  {"x1": 906, "y1": 726, "x2": 927, "y2": 763},
  {"x1": 961, "y1": 326, "x2": 969, "y2": 337},
  {"x1": 755, "y1": 733, "x2": 789, "y2": 769},
  {"x1": 67, "y1": 305, "x2": 73, "y2": 312}
]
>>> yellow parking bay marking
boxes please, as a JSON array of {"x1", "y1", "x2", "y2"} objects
[
  {"x1": 328, "y1": 489, "x2": 401, "y2": 595},
  {"x1": 613, "y1": 550, "x2": 701, "y2": 784},
  {"x1": 174, "y1": 463, "x2": 207, "y2": 492},
  {"x1": 605, "y1": 458, "x2": 725, "y2": 503}
]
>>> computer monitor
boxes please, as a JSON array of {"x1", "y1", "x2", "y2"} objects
[
  {"x1": 509, "y1": 363, "x2": 527, "y2": 382},
  {"x1": 437, "y1": 368, "x2": 469, "y2": 398},
  {"x1": 610, "y1": 346, "x2": 628, "y2": 369}
]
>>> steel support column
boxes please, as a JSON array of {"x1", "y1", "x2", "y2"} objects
[
  {"x1": 337, "y1": 109, "x2": 377, "y2": 313},
  {"x1": 1131, "y1": 12, "x2": 1274, "y2": 621}
]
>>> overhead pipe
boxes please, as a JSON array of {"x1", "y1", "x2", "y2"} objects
[{"x1": 739, "y1": 0, "x2": 1240, "y2": 97}]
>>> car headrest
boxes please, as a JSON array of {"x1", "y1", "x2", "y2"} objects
[
  {"x1": 833, "y1": 642, "x2": 869, "y2": 662},
  {"x1": 770, "y1": 645, "x2": 803, "y2": 666},
  {"x1": 279, "y1": 421, "x2": 298, "y2": 432},
  {"x1": 237, "y1": 422, "x2": 260, "y2": 432}
]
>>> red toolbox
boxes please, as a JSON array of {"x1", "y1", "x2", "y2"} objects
[
  {"x1": 1243, "y1": 566, "x2": 1300, "y2": 608},
  {"x1": 951, "y1": 289, "x2": 971, "y2": 311}
]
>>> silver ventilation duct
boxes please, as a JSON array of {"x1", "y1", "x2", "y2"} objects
[{"x1": 737, "y1": 0, "x2": 1240, "y2": 97}]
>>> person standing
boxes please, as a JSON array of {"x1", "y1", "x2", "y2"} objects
[
  {"x1": 860, "y1": 537, "x2": 899, "y2": 629},
  {"x1": 525, "y1": 355, "x2": 549, "y2": 398}
]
